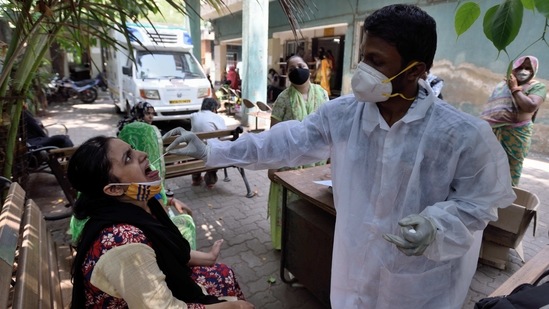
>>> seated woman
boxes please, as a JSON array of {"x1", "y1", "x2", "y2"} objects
[
  {"x1": 68, "y1": 136, "x2": 254, "y2": 308},
  {"x1": 117, "y1": 101, "x2": 156, "y2": 133},
  {"x1": 118, "y1": 101, "x2": 197, "y2": 248}
]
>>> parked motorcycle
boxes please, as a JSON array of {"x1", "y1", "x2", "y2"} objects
[
  {"x1": 95, "y1": 72, "x2": 108, "y2": 92},
  {"x1": 61, "y1": 77, "x2": 98, "y2": 103},
  {"x1": 44, "y1": 74, "x2": 67, "y2": 103},
  {"x1": 45, "y1": 73, "x2": 104, "y2": 104}
]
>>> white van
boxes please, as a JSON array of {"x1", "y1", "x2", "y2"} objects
[{"x1": 107, "y1": 23, "x2": 211, "y2": 121}]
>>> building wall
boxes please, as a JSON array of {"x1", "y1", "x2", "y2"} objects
[{"x1": 211, "y1": 0, "x2": 549, "y2": 154}]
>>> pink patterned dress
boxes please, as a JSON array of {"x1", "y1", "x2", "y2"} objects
[{"x1": 81, "y1": 223, "x2": 245, "y2": 308}]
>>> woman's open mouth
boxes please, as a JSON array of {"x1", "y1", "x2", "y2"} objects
[{"x1": 145, "y1": 165, "x2": 161, "y2": 181}]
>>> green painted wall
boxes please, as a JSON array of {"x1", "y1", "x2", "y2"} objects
[{"x1": 212, "y1": 0, "x2": 549, "y2": 154}]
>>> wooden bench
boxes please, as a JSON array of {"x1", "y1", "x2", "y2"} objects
[
  {"x1": 46, "y1": 127, "x2": 255, "y2": 205},
  {"x1": 162, "y1": 127, "x2": 255, "y2": 198},
  {"x1": 47, "y1": 146, "x2": 78, "y2": 206},
  {"x1": 0, "y1": 181, "x2": 72, "y2": 308},
  {"x1": 489, "y1": 245, "x2": 549, "y2": 297}
]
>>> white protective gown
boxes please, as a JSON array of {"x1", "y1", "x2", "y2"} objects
[{"x1": 207, "y1": 81, "x2": 516, "y2": 308}]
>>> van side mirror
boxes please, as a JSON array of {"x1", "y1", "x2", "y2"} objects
[{"x1": 122, "y1": 66, "x2": 132, "y2": 76}]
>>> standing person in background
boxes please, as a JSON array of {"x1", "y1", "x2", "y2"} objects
[
  {"x1": 163, "y1": 4, "x2": 515, "y2": 307},
  {"x1": 190, "y1": 98, "x2": 227, "y2": 189},
  {"x1": 481, "y1": 55, "x2": 547, "y2": 186},
  {"x1": 326, "y1": 49, "x2": 335, "y2": 71},
  {"x1": 267, "y1": 68, "x2": 282, "y2": 102},
  {"x1": 315, "y1": 47, "x2": 332, "y2": 96},
  {"x1": 327, "y1": 49, "x2": 337, "y2": 92},
  {"x1": 226, "y1": 66, "x2": 240, "y2": 91},
  {"x1": 268, "y1": 55, "x2": 329, "y2": 250}
]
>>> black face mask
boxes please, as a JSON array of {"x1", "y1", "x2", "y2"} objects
[{"x1": 288, "y1": 68, "x2": 310, "y2": 85}]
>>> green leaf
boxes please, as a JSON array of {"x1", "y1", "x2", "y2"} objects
[
  {"x1": 535, "y1": 0, "x2": 549, "y2": 18},
  {"x1": 483, "y1": 5, "x2": 499, "y2": 42},
  {"x1": 267, "y1": 276, "x2": 276, "y2": 284},
  {"x1": 455, "y1": 2, "x2": 481, "y2": 36},
  {"x1": 484, "y1": 0, "x2": 523, "y2": 51},
  {"x1": 521, "y1": 0, "x2": 535, "y2": 10}
]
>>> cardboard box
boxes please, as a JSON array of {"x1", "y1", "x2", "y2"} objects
[
  {"x1": 479, "y1": 240, "x2": 510, "y2": 270},
  {"x1": 480, "y1": 187, "x2": 540, "y2": 268},
  {"x1": 483, "y1": 187, "x2": 540, "y2": 248}
]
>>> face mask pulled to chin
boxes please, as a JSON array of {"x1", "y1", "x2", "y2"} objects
[
  {"x1": 107, "y1": 179, "x2": 162, "y2": 201},
  {"x1": 351, "y1": 61, "x2": 418, "y2": 103}
]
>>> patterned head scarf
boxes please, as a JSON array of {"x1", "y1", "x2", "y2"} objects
[
  {"x1": 132, "y1": 101, "x2": 155, "y2": 121},
  {"x1": 513, "y1": 56, "x2": 539, "y2": 78}
]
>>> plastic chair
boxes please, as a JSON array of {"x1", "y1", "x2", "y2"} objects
[
  {"x1": 256, "y1": 101, "x2": 272, "y2": 112},
  {"x1": 243, "y1": 99, "x2": 271, "y2": 132}
]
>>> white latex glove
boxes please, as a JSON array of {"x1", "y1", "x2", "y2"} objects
[
  {"x1": 162, "y1": 128, "x2": 209, "y2": 160},
  {"x1": 382, "y1": 214, "x2": 437, "y2": 256}
]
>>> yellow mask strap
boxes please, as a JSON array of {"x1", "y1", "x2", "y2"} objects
[
  {"x1": 382, "y1": 61, "x2": 419, "y2": 83},
  {"x1": 385, "y1": 92, "x2": 416, "y2": 101},
  {"x1": 381, "y1": 61, "x2": 419, "y2": 101}
]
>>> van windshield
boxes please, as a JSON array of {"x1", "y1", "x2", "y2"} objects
[{"x1": 136, "y1": 51, "x2": 205, "y2": 79}]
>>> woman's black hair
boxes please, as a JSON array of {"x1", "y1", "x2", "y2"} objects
[
  {"x1": 287, "y1": 55, "x2": 305, "y2": 66},
  {"x1": 364, "y1": 4, "x2": 437, "y2": 71},
  {"x1": 67, "y1": 135, "x2": 118, "y2": 219}
]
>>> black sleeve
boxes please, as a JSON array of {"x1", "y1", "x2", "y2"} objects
[{"x1": 23, "y1": 110, "x2": 47, "y2": 139}]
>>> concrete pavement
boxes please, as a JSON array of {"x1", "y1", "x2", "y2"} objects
[{"x1": 26, "y1": 92, "x2": 549, "y2": 308}]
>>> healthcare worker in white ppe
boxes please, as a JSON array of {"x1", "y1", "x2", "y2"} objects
[{"x1": 164, "y1": 4, "x2": 515, "y2": 308}]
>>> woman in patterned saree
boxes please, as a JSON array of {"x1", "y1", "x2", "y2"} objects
[
  {"x1": 481, "y1": 55, "x2": 547, "y2": 186},
  {"x1": 267, "y1": 55, "x2": 329, "y2": 250}
]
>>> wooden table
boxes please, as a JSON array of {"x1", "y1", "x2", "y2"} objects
[
  {"x1": 273, "y1": 165, "x2": 335, "y2": 215},
  {"x1": 274, "y1": 165, "x2": 335, "y2": 308}
]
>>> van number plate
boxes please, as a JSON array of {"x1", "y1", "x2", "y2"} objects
[{"x1": 170, "y1": 99, "x2": 191, "y2": 104}]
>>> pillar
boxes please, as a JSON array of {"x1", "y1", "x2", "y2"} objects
[
  {"x1": 187, "y1": 0, "x2": 201, "y2": 60},
  {"x1": 241, "y1": 0, "x2": 269, "y2": 127},
  {"x1": 214, "y1": 44, "x2": 227, "y2": 84}
]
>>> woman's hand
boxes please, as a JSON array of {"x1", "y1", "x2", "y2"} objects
[
  {"x1": 506, "y1": 73, "x2": 518, "y2": 89},
  {"x1": 230, "y1": 300, "x2": 255, "y2": 308},
  {"x1": 170, "y1": 198, "x2": 193, "y2": 216}
]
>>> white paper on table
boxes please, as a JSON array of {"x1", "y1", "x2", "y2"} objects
[
  {"x1": 314, "y1": 180, "x2": 333, "y2": 194},
  {"x1": 313, "y1": 180, "x2": 332, "y2": 187}
]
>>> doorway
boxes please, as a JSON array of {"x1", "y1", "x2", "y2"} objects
[{"x1": 312, "y1": 35, "x2": 345, "y2": 97}]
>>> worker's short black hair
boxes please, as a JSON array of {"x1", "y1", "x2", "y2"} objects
[{"x1": 364, "y1": 4, "x2": 437, "y2": 71}]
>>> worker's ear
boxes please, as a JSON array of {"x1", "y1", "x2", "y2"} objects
[
  {"x1": 103, "y1": 184, "x2": 125, "y2": 197},
  {"x1": 407, "y1": 62, "x2": 427, "y2": 81}
]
